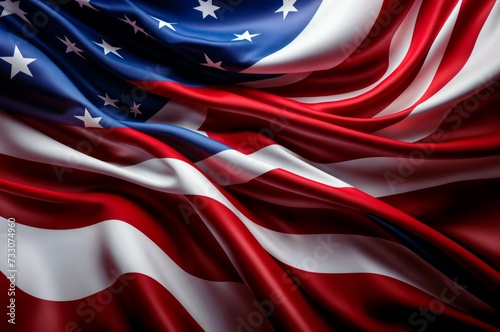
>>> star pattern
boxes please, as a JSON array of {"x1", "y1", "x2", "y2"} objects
[
  {"x1": 232, "y1": 30, "x2": 260, "y2": 42},
  {"x1": 193, "y1": 0, "x2": 220, "y2": 19},
  {"x1": 0, "y1": 0, "x2": 29, "y2": 23},
  {"x1": 93, "y1": 39, "x2": 123, "y2": 59},
  {"x1": 200, "y1": 53, "x2": 225, "y2": 71},
  {"x1": 74, "y1": 108, "x2": 103, "y2": 128},
  {"x1": 0, "y1": 1, "x2": 317, "y2": 130},
  {"x1": 151, "y1": 16, "x2": 176, "y2": 31},
  {"x1": 275, "y1": 0, "x2": 298, "y2": 19},
  {"x1": 0, "y1": 45, "x2": 36, "y2": 79},
  {"x1": 129, "y1": 101, "x2": 142, "y2": 117},
  {"x1": 74, "y1": 0, "x2": 98, "y2": 11},
  {"x1": 57, "y1": 35, "x2": 85, "y2": 58},
  {"x1": 119, "y1": 15, "x2": 146, "y2": 35},
  {"x1": 98, "y1": 92, "x2": 119, "y2": 108}
]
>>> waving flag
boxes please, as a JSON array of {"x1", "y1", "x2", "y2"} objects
[{"x1": 0, "y1": 0, "x2": 499, "y2": 331}]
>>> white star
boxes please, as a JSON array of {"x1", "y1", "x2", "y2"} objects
[
  {"x1": 74, "y1": 108, "x2": 103, "y2": 128},
  {"x1": 0, "y1": 0, "x2": 29, "y2": 23},
  {"x1": 119, "y1": 15, "x2": 146, "y2": 35},
  {"x1": 193, "y1": 0, "x2": 220, "y2": 19},
  {"x1": 0, "y1": 45, "x2": 36, "y2": 79},
  {"x1": 275, "y1": 0, "x2": 298, "y2": 19},
  {"x1": 200, "y1": 53, "x2": 225, "y2": 71},
  {"x1": 93, "y1": 39, "x2": 123, "y2": 59},
  {"x1": 74, "y1": 0, "x2": 98, "y2": 11},
  {"x1": 129, "y1": 101, "x2": 142, "y2": 117},
  {"x1": 151, "y1": 16, "x2": 176, "y2": 31},
  {"x1": 232, "y1": 30, "x2": 260, "y2": 42},
  {"x1": 98, "y1": 92, "x2": 119, "y2": 108},
  {"x1": 57, "y1": 35, "x2": 85, "y2": 59}
]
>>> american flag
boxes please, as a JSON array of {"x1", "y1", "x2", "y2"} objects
[{"x1": 0, "y1": 0, "x2": 499, "y2": 331}]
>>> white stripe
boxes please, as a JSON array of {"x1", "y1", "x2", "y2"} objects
[
  {"x1": 2, "y1": 110, "x2": 497, "y2": 200},
  {"x1": 0, "y1": 218, "x2": 271, "y2": 332},
  {"x1": 257, "y1": 230, "x2": 495, "y2": 314},
  {"x1": 290, "y1": 0, "x2": 422, "y2": 102},
  {"x1": 0, "y1": 219, "x2": 493, "y2": 317},
  {"x1": 147, "y1": 100, "x2": 207, "y2": 131},
  {"x1": 242, "y1": 0, "x2": 384, "y2": 74},
  {"x1": 0, "y1": 112, "x2": 492, "y2": 310},
  {"x1": 374, "y1": 1, "x2": 500, "y2": 141},
  {"x1": 374, "y1": 1, "x2": 461, "y2": 118},
  {"x1": 313, "y1": 155, "x2": 500, "y2": 197},
  {"x1": 195, "y1": 144, "x2": 500, "y2": 197},
  {"x1": 0, "y1": 110, "x2": 211, "y2": 196},
  {"x1": 195, "y1": 145, "x2": 351, "y2": 189}
]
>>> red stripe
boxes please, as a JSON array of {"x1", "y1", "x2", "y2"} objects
[
  {"x1": 183, "y1": 195, "x2": 332, "y2": 331},
  {"x1": 221, "y1": 168, "x2": 397, "y2": 239},
  {"x1": 376, "y1": 78, "x2": 500, "y2": 143},
  {"x1": 13, "y1": 114, "x2": 184, "y2": 165},
  {"x1": 216, "y1": 167, "x2": 500, "y2": 291},
  {"x1": 311, "y1": 0, "x2": 462, "y2": 116},
  {"x1": 0, "y1": 273, "x2": 204, "y2": 332},
  {"x1": 261, "y1": 0, "x2": 414, "y2": 98},
  {"x1": 2, "y1": 127, "x2": 498, "y2": 291},
  {"x1": 281, "y1": 267, "x2": 499, "y2": 332},
  {"x1": 3, "y1": 112, "x2": 499, "y2": 293},
  {"x1": 380, "y1": 178, "x2": 500, "y2": 270},
  {"x1": 129, "y1": 81, "x2": 499, "y2": 163},
  {"x1": 0, "y1": 156, "x2": 241, "y2": 282},
  {"x1": 417, "y1": 0, "x2": 496, "y2": 101},
  {"x1": 418, "y1": 80, "x2": 500, "y2": 143}
]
